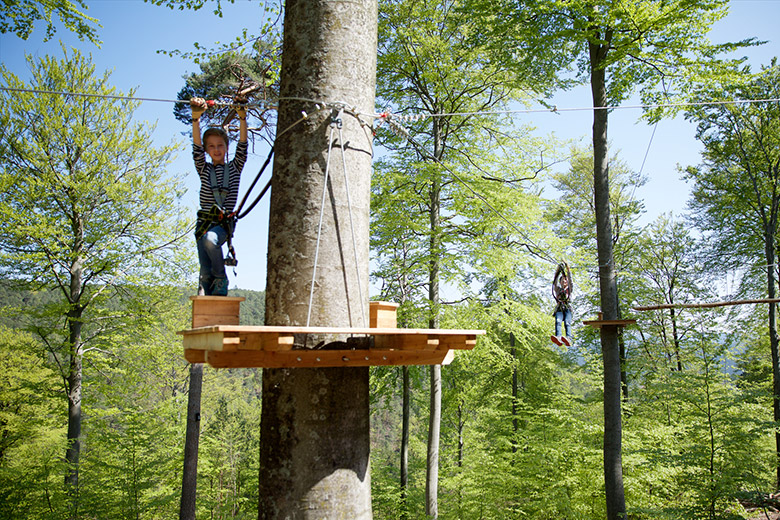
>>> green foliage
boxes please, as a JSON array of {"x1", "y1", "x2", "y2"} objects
[
  {"x1": 0, "y1": 326, "x2": 65, "y2": 519},
  {"x1": 626, "y1": 330, "x2": 773, "y2": 519},
  {"x1": 173, "y1": 48, "x2": 280, "y2": 144},
  {"x1": 232, "y1": 288, "x2": 266, "y2": 325},
  {"x1": 197, "y1": 374, "x2": 261, "y2": 519},
  {"x1": 0, "y1": 48, "x2": 192, "y2": 293},
  {"x1": 0, "y1": 0, "x2": 100, "y2": 43},
  {"x1": 463, "y1": 0, "x2": 755, "y2": 119},
  {"x1": 684, "y1": 61, "x2": 780, "y2": 278}
]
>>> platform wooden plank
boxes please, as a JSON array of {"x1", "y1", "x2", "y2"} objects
[
  {"x1": 203, "y1": 348, "x2": 457, "y2": 368},
  {"x1": 179, "y1": 325, "x2": 484, "y2": 336},
  {"x1": 582, "y1": 319, "x2": 637, "y2": 329}
]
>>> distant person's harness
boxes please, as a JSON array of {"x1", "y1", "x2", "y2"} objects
[{"x1": 552, "y1": 261, "x2": 573, "y2": 314}]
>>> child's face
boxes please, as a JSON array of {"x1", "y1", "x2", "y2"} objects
[{"x1": 205, "y1": 135, "x2": 227, "y2": 164}]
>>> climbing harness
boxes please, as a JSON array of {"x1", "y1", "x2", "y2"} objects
[
  {"x1": 195, "y1": 204, "x2": 238, "y2": 266},
  {"x1": 552, "y1": 261, "x2": 573, "y2": 311}
]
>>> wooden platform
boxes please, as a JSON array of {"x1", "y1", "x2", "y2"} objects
[
  {"x1": 582, "y1": 319, "x2": 637, "y2": 329},
  {"x1": 181, "y1": 298, "x2": 483, "y2": 368}
]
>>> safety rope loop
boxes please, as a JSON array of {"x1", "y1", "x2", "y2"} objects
[
  {"x1": 336, "y1": 111, "x2": 367, "y2": 328},
  {"x1": 235, "y1": 146, "x2": 274, "y2": 219},
  {"x1": 306, "y1": 115, "x2": 339, "y2": 328}
]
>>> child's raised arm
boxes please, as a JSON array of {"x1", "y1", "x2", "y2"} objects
[
  {"x1": 190, "y1": 97, "x2": 207, "y2": 146},
  {"x1": 236, "y1": 102, "x2": 248, "y2": 143}
]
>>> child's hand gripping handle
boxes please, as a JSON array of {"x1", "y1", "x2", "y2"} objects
[{"x1": 190, "y1": 97, "x2": 209, "y2": 120}]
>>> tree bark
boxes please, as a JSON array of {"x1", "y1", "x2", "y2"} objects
[
  {"x1": 426, "y1": 364, "x2": 441, "y2": 519},
  {"x1": 65, "y1": 310, "x2": 83, "y2": 520},
  {"x1": 511, "y1": 332, "x2": 519, "y2": 453},
  {"x1": 589, "y1": 36, "x2": 627, "y2": 520},
  {"x1": 259, "y1": 0, "x2": 377, "y2": 518},
  {"x1": 179, "y1": 362, "x2": 203, "y2": 520},
  {"x1": 425, "y1": 104, "x2": 443, "y2": 520},
  {"x1": 765, "y1": 227, "x2": 780, "y2": 490},
  {"x1": 400, "y1": 365, "x2": 410, "y2": 519}
]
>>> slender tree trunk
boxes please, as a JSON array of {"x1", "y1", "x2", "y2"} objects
[
  {"x1": 180, "y1": 362, "x2": 203, "y2": 520},
  {"x1": 765, "y1": 227, "x2": 780, "y2": 490},
  {"x1": 616, "y1": 304, "x2": 628, "y2": 399},
  {"x1": 426, "y1": 116, "x2": 443, "y2": 519},
  {"x1": 400, "y1": 365, "x2": 410, "y2": 519},
  {"x1": 258, "y1": 0, "x2": 377, "y2": 518},
  {"x1": 426, "y1": 364, "x2": 441, "y2": 519},
  {"x1": 65, "y1": 346, "x2": 82, "y2": 490},
  {"x1": 511, "y1": 332, "x2": 518, "y2": 453},
  {"x1": 65, "y1": 312, "x2": 83, "y2": 520},
  {"x1": 589, "y1": 37, "x2": 626, "y2": 520},
  {"x1": 64, "y1": 216, "x2": 86, "y2": 520},
  {"x1": 670, "y1": 305, "x2": 683, "y2": 372},
  {"x1": 457, "y1": 401, "x2": 464, "y2": 468}
]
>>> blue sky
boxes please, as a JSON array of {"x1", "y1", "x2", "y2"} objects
[{"x1": 1, "y1": 0, "x2": 779, "y2": 292}]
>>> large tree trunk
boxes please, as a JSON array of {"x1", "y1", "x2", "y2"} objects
[
  {"x1": 589, "y1": 38, "x2": 627, "y2": 520},
  {"x1": 179, "y1": 363, "x2": 203, "y2": 520},
  {"x1": 258, "y1": 0, "x2": 377, "y2": 518}
]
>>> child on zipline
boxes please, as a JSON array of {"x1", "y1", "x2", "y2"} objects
[
  {"x1": 551, "y1": 262, "x2": 573, "y2": 347},
  {"x1": 190, "y1": 97, "x2": 248, "y2": 296}
]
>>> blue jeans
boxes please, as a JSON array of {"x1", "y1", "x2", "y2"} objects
[
  {"x1": 197, "y1": 225, "x2": 227, "y2": 294},
  {"x1": 555, "y1": 308, "x2": 572, "y2": 337}
]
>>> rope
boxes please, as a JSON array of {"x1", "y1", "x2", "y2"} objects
[
  {"x1": 0, "y1": 86, "x2": 191, "y2": 105},
  {"x1": 4, "y1": 86, "x2": 780, "y2": 122},
  {"x1": 234, "y1": 146, "x2": 274, "y2": 219},
  {"x1": 306, "y1": 115, "x2": 339, "y2": 327},
  {"x1": 336, "y1": 111, "x2": 368, "y2": 328},
  {"x1": 633, "y1": 298, "x2": 780, "y2": 311},
  {"x1": 383, "y1": 97, "x2": 780, "y2": 122}
]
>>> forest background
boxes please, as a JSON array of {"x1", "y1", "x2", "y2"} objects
[{"x1": 2, "y1": 0, "x2": 780, "y2": 519}]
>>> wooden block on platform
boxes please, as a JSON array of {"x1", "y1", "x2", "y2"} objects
[
  {"x1": 184, "y1": 349, "x2": 206, "y2": 364},
  {"x1": 373, "y1": 333, "x2": 439, "y2": 350},
  {"x1": 436, "y1": 334, "x2": 478, "y2": 350},
  {"x1": 241, "y1": 331, "x2": 296, "y2": 351},
  {"x1": 190, "y1": 295, "x2": 245, "y2": 328},
  {"x1": 370, "y1": 301, "x2": 399, "y2": 328}
]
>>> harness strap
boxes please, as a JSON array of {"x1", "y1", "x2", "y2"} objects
[{"x1": 208, "y1": 162, "x2": 231, "y2": 208}]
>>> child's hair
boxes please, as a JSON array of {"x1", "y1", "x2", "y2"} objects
[{"x1": 203, "y1": 127, "x2": 229, "y2": 147}]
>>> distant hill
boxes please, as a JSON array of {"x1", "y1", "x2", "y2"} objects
[
  {"x1": 230, "y1": 288, "x2": 266, "y2": 325},
  {"x1": 0, "y1": 280, "x2": 265, "y2": 327}
]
